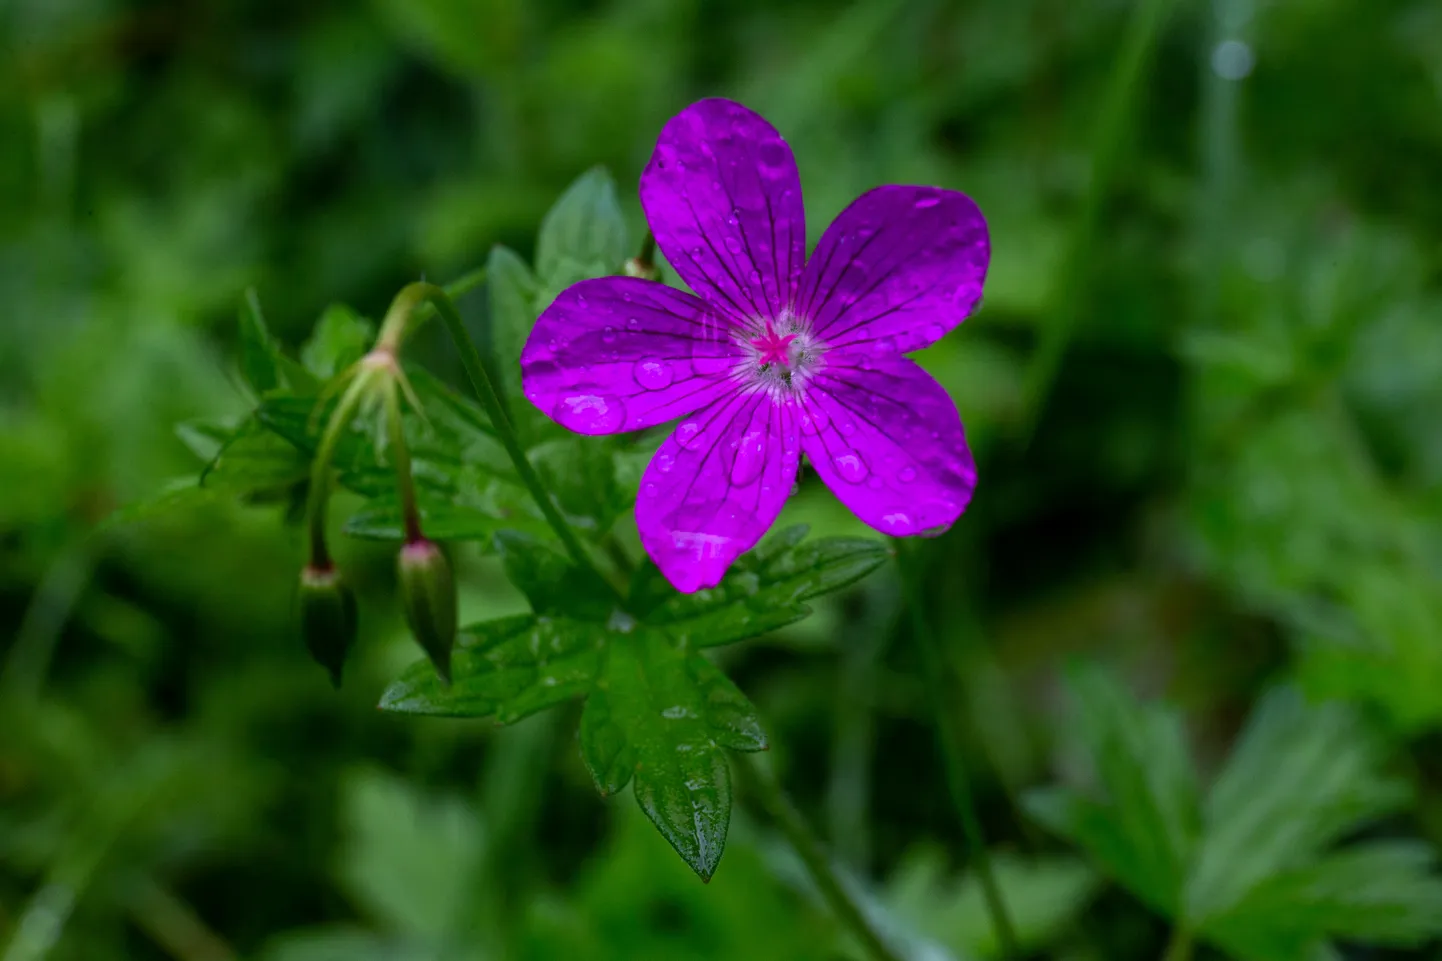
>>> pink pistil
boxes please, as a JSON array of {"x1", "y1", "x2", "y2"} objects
[{"x1": 750, "y1": 321, "x2": 797, "y2": 367}]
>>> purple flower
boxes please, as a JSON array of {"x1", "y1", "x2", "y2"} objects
[{"x1": 521, "y1": 99, "x2": 989, "y2": 593}]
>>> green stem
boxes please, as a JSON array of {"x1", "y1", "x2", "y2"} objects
[
  {"x1": 304, "y1": 372, "x2": 376, "y2": 568},
  {"x1": 740, "y1": 754, "x2": 905, "y2": 961},
  {"x1": 383, "y1": 375, "x2": 423, "y2": 544},
  {"x1": 899, "y1": 543, "x2": 1019, "y2": 958},
  {"x1": 398, "y1": 282, "x2": 604, "y2": 590},
  {"x1": 1019, "y1": 0, "x2": 1175, "y2": 440}
]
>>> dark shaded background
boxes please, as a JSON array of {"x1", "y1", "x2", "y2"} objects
[{"x1": 4, "y1": 0, "x2": 1442, "y2": 958}]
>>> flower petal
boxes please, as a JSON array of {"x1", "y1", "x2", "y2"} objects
[
  {"x1": 522, "y1": 276, "x2": 744, "y2": 435},
  {"x1": 798, "y1": 185, "x2": 988, "y2": 356},
  {"x1": 800, "y1": 357, "x2": 975, "y2": 536},
  {"x1": 637, "y1": 390, "x2": 800, "y2": 593},
  {"x1": 640, "y1": 99, "x2": 806, "y2": 326}
]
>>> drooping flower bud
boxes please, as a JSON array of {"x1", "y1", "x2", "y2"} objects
[
  {"x1": 298, "y1": 564, "x2": 358, "y2": 688},
  {"x1": 397, "y1": 538, "x2": 457, "y2": 683}
]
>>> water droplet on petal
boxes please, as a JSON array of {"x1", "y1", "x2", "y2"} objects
[
  {"x1": 834, "y1": 449, "x2": 869, "y2": 483},
  {"x1": 730, "y1": 430, "x2": 766, "y2": 485},
  {"x1": 882, "y1": 512, "x2": 913, "y2": 531},
  {"x1": 643, "y1": 482, "x2": 658, "y2": 497},
  {"x1": 676, "y1": 420, "x2": 706, "y2": 450},
  {"x1": 839, "y1": 420, "x2": 856, "y2": 437},
  {"x1": 654, "y1": 452, "x2": 675, "y2": 474},
  {"x1": 914, "y1": 195, "x2": 941, "y2": 209},
  {"x1": 801, "y1": 407, "x2": 829, "y2": 435},
  {"x1": 724, "y1": 236, "x2": 742, "y2": 254},
  {"x1": 554, "y1": 393, "x2": 626, "y2": 433},
  {"x1": 602, "y1": 326, "x2": 616, "y2": 343},
  {"x1": 899, "y1": 466, "x2": 917, "y2": 483},
  {"x1": 627, "y1": 317, "x2": 640, "y2": 329},
  {"x1": 633, "y1": 358, "x2": 674, "y2": 391}
]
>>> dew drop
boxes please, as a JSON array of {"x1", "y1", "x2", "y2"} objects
[
  {"x1": 881, "y1": 511, "x2": 913, "y2": 531},
  {"x1": 801, "y1": 407, "x2": 829, "y2": 435},
  {"x1": 633, "y1": 358, "x2": 674, "y2": 391},
  {"x1": 924, "y1": 323, "x2": 946, "y2": 342},
  {"x1": 654, "y1": 452, "x2": 676, "y2": 474},
  {"x1": 914, "y1": 195, "x2": 941, "y2": 209},
  {"x1": 839, "y1": 420, "x2": 856, "y2": 437},
  {"x1": 602, "y1": 326, "x2": 616, "y2": 344},
  {"x1": 724, "y1": 236, "x2": 742, "y2": 254},
  {"x1": 676, "y1": 419, "x2": 706, "y2": 449},
  {"x1": 554, "y1": 393, "x2": 626, "y2": 433},
  {"x1": 627, "y1": 317, "x2": 640, "y2": 329},
  {"x1": 730, "y1": 429, "x2": 766, "y2": 485},
  {"x1": 899, "y1": 466, "x2": 917, "y2": 483},
  {"x1": 834, "y1": 449, "x2": 869, "y2": 483},
  {"x1": 643, "y1": 482, "x2": 658, "y2": 498}
]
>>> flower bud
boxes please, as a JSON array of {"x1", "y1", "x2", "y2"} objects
[
  {"x1": 397, "y1": 538, "x2": 457, "y2": 683},
  {"x1": 298, "y1": 565, "x2": 358, "y2": 688}
]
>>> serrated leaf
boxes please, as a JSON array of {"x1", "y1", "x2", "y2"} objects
[
  {"x1": 97, "y1": 477, "x2": 221, "y2": 532},
  {"x1": 175, "y1": 417, "x2": 240, "y2": 462},
  {"x1": 378, "y1": 615, "x2": 602, "y2": 722},
  {"x1": 535, "y1": 167, "x2": 629, "y2": 292},
  {"x1": 199, "y1": 419, "x2": 311, "y2": 495},
  {"x1": 301, "y1": 303, "x2": 375, "y2": 379},
  {"x1": 239, "y1": 289, "x2": 316, "y2": 394},
  {"x1": 1203, "y1": 841, "x2": 1442, "y2": 958},
  {"x1": 636, "y1": 525, "x2": 891, "y2": 647},
  {"x1": 343, "y1": 488, "x2": 547, "y2": 543},
  {"x1": 1022, "y1": 667, "x2": 1199, "y2": 918},
  {"x1": 1184, "y1": 687, "x2": 1411, "y2": 922},
  {"x1": 579, "y1": 631, "x2": 758, "y2": 880}
]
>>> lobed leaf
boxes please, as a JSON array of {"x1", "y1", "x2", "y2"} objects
[
  {"x1": 301, "y1": 303, "x2": 375, "y2": 379},
  {"x1": 535, "y1": 166, "x2": 629, "y2": 293},
  {"x1": 378, "y1": 615, "x2": 603, "y2": 723}
]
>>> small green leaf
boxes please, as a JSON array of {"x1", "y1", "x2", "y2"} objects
[
  {"x1": 494, "y1": 531, "x2": 616, "y2": 621},
  {"x1": 638, "y1": 525, "x2": 891, "y2": 647},
  {"x1": 199, "y1": 419, "x2": 312, "y2": 495},
  {"x1": 1022, "y1": 667, "x2": 1199, "y2": 918},
  {"x1": 378, "y1": 615, "x2": 603, "y2": 722},
  {"x1": 485, "y1": 244, "x2": 542, "y2": 433},
  {"x1": 535, "y1": 167, "x2": 629, "y2": 291},
  {"x1": 530, "y1": 435, "x2": 629, "y2": 536},
  {"x1": 343, "y1": 488, "x2": 546, "y2": 543},
  {"x1": 239, "y1": 289, "x2": 316, "y2": 394},
  {"x1": 175, "y1": 417, "x2": 240, "y2": 462},
  {"x1": 301, "y1": 303, "x2": 375, "y2": 379},
  {"x1": 579, "y1": 632, "x2": 756, "y2": 880}
]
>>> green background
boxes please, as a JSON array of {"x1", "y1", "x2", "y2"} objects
[{"x1": 4, "y1": 0, "x2": 1442, "y2": 958}]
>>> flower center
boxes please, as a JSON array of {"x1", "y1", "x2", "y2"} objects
[{"x1": 749, "y1": 321, "x2": 798, "y2": 368}]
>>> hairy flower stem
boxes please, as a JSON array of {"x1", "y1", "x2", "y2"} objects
[
  {"x1": 382, "y1": 375, "x2": 423, "y2": 544},
  {"x1": 900, "y1": 542, "x2": 1019, "y2": 958},
  {"x1": 382, "y1": 282, "x2": 608, "y2": 593},
  {"x1": 305, "y1": 371, "x2": 377, "y2": 569},
  {"x1": 740, "y1": 754, "x2": 905, "y2": 961}
]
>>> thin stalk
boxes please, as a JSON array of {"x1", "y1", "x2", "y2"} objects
[
  {"x1": 900, "y1": 543, "x2": 1018, "y2": 957},
  {"x1": 395, "y1": 283, "x2": 606, "y2": 592},
  {"x1": 1019, "y1": 0, "x2": 1176, "y2": 441},
  {"x1": 382, "y1": 375, "x2": 423, "y2": 544},
  {"x1": 740, "y1": 754, "x2": 905, "y2": 961},
  {"x1": 304, "y1": 371, "x2": 376, "y2": 568}
]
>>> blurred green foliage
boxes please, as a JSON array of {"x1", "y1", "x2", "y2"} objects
[{"x1": 4, "y1": 0, "x2": 1442, "y2": 959}]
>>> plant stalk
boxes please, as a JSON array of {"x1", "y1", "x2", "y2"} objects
[
  {"x1": 740, "y1": 754, "x2": 905, "y2": 961},
  {"x1": 304, "y1": 371, "x2": 376, "y2": 568},
  {"x1": 900, "y1": 542, "x2": 1019, "y2": 957}
]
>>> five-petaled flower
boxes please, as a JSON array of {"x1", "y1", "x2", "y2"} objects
[{"x1": 521, "y1": 99, "x2": 990, "y2": 592}]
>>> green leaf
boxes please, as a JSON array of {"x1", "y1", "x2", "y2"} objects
[
  {"x1": 1203, "y1": 842, "x2": 1442, "y2": 957},
  {"x1": 199, "y1": 419, "x2": 311, "y2": 496},
  {"x1": 579, "y1": 631, "x2": 762, "y2": 880},
  {"x1": 301, "y1": 303, "x2": 375, "y2": 379},
  {"x1": 175, "y1": 417, "x2": 240, "y2": 462},
  {"x1": 239, "y1": 288, "x2": 316, "y2": 394},
  {"x1": 535, "y1": 167, "x2": 629, "y2": 292},
  {"x1": 1184, "y1": 686, "x2": 1410, "y2": 922},
  {"x1": 530, "y1": 435, "x2": 629, "y2": 537},
  {"x1": 343, "y1": 487, "x2": 547, "y2": 543},
  {"x1": 494, "y1": 532, "x2": 617, "y2": 621},
  {"x1": 378, "y1": 615, "x2": 602, "y2": 722},
  {"x1": 484, "y1": 244, "x2": 542, "y2": 434},
  {"x1": 1022, "y1": 667, "x2": 1199, "y2": 918},
  {"x1": 337, "y1": 767, "x2": 484, "y2": 938},
  {"x1": 1028, "y1": 670, "x2": 1442, "y2": 960},
  {"x1": 880, "y1": 850, "x2": 1100, "y2": 959},
  {"x1": 637, "y1": 525, "x2": 892, "y2": 647}
]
